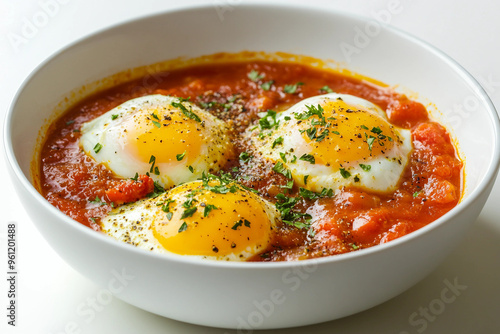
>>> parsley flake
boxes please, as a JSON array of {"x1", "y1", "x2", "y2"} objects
[
  {"x1": 178, "y1": 222, "x2": 188, "y2": 233},
  {"x1": 260, "y1": 80, "x2": 274, "y2": 91},
  {"x1": 93, "y1": 143, "x2": 103, "y2": 153},
  {"x1": 299, "y1": 153, "x2": 315, "y2": 164},
  {"x1": 339, "y1": 168, "x2": 351, "y2": 179},
  {"x1": 319, "y1": 85, "x2": 333, "y2": 93},
  {"x1": 239, "y1": 151, "x2": 252, "y2": 162},
  {"x1": 248, "y1": 70, "x2": 264, "y2": 82},
  {"x1": 204, "y1": 204, "x2": 218, "y2": 217},
  {"x1": 232, "y1": 219, "x2": 251, "y2": 230},
  {"x1": 359, "y1": 164, "x2": 371, "y2": 171},
  {"x1": 171, "y1": 101, "x2": 201, "y2": 122},
  {"x1": 272, "y1": 162, "x2": 292, "y2": 179},
  {"x1": 272, "y1": 137, "x2": 284, "y2": 149},
  {"x1": 176, "y1": 151, "x2": 187, "y2": 161},
  {"x1": 181, "y1": 206, "x2": 197, "y2": 219},
  {"x1": 283, "y1": 82, "x2": 304, "y2": 94}
]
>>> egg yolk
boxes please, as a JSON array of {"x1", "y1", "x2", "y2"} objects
[
  {"x1": 151, "y1": 182, "x2": 274, "y2": 257},
  {"x1": 126, "y1": 109, "x2": 203, "y2": 165},
  {"x1": 295, "y1": 100, "x2": 399, "y2": 170}
]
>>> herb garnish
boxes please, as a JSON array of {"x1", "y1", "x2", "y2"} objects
[
  {"x1": 89, "y1": 196, "x2": 106, "y2": 206},
  {"x1": 178, "y1": 222, "x2": 188, "y2": 233},
  {"x1": 283, "y1": 82, "x2": 304, "y2": 94},
  {"x1": 359, "y1": 164, "x2": 371, "y2": 171},
  {"x1": 171, "y1": 100, "x2": 201, "y2": 122},
  {"x1": 260, "y1": 80, "x2": 274, "y2": 91},
  {"x1": 248, "y1": 70, "x2": 264, "y2": 82},
  {"x1": 319, "y1": 85, "x2": 333, "y2": 93},
  {"x1": 239, "y1": 152, "x2": 252, "y2": 162},
  {"x1": 204, "y1": 204, "x2": 218, "y2": 217},
  {"x1": 299, "y1": 153, "x2": 316, "y2": 164},
  {"x1": 176, "y1": 151, "x2": 186, "y2": 161},
  {"x1": 339, "y1": 168, "x2": 351, "y2": 179},
  {"x1": 93, "y1": 143, "x2": 103, "y2": 153}
]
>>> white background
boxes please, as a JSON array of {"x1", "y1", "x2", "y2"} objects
[{"x1": 1, "y1": 0, "x2": 500, "y2": 333}]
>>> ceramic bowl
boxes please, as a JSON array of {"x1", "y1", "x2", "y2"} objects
[{"x1": 4, "y1": 3, "x2": 500, "y2": 330}]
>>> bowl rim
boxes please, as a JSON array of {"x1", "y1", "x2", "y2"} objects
[{"x1": 4, "y1": 2, "x2": 500, "y2": 269}]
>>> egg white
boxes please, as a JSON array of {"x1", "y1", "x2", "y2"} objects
[
  {"x1": 100, "y1": 180, "x2": 280, "y2": 261},
  {"x1": 79, "y1": 94, "x2": 233, "y2": 189},
  {"x1": 248, "y1": 93, "x2": 412, "y2": 194}
]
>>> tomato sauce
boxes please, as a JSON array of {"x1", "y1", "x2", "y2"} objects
[{"x1": 39, "y1": 60, "x2": 462, "y2": 260}]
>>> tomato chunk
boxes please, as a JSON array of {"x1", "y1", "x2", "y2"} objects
[
  {"x1": 105, "y1": 175, "x2": 155, "y2": 205},
  {"x1": 387, "y1": 97, "x2": 428, "y2": 128},
  {"x1": 412, "y1": 122, "x2": 454, "y2": 155}
]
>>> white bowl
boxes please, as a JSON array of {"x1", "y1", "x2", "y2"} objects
[{"x1": 4, "y1": 4, "x2": 500, "y2": 330}]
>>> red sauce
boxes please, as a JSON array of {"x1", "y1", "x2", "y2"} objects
[{"x1": 39, "y1": 60, "x2": 462, "y2": 259}]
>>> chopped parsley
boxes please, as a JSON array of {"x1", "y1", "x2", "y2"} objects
[
  {"x1": 89, "y1": 196, "x2": 106, "y2": 206},
  {"x1": 281, "y1": 179, "x2": 294, "y2": 190},
  {"x1": 275, "y1": 193, "x2": 311, "y2": 228},
  {"x1": 295, "y1": 104, "x2": 324, "y2": 120},
  {"x1": 304, "y1": 175, "x2": 309, "y2": 185},
  {"x1": 359, "y1": 164, "x2": 371, "y2": 171},
  {"x1": 272, "y1": 137, "x2": 284, "y2": 149},
  {"x1": 161, "y1": 199, "x2": 175, "y2": 213},
  {"x1": 176, "y1": 151, "x2": 187, "y2": 161},
  {"x1": 272, "y1": 162, "x2": 292, "y2": 179},
  {"x1": 232, "y1": 219, "x2": 251, "y2": 230},
  {"x1": 299, "y1": 187, "x2": 334, "y2": 200},
  {"x1": 299, "y1": 153, "x2": 315, "y2": 164},
  {"x1": 319, "y1": 85, "x2": 333, "y2": 93},
  {"x1": 366, "y1": 136, "x2": 376, "y2": 151},
  {"x1": 148, "y1": 181, "x2": 166, "y2": 198},
  {"x1": 239, "y1": 151, "x2": 252, "y2": 162},
  {"x1": 149, "y1": 155, "x2": 157, "y2": 173},
  {"x1": 130, "y1": 173, "x2": 139, "y2": 181},
  {"x1": 171, "y1": 100, "x2": 201, "y2": 122},
  {"x1": 93, "y1": 143, "x2": 103, "y2": 154},
  {"x1": 180, "y1": 206, "x2": 197, "y2": 219},
  {"x1": 178, "y1": 222, "x2": 188, "y2": 233},
  {"x1": 188, "y1": 165, "x2": 194, "y2": 173},
  {"x1": 258, "y1": 110, "x2": 278, "y2": 130},
  {"x1": 248, "y1": 70, "x2": 264, "y2": 82},
  {"x1": 283, "y1": 82, "x2": 303, "y2": 94},
  {"x1": 111, "y1": 114, "x2": 119, "y2": 120},
  {"x1": 260, "y1": 80, "x2": 274, "y2": 91},
  {"x1": 203, "y1": 204, "x2": 218, "y2": 217},
  {"x1": 339, "y1": 168, "x2": 351, "y2": 179}
]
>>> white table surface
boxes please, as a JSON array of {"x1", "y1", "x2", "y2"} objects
[{"x1": 1, "y1": 0, "x2": 499, "y2": 333}]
